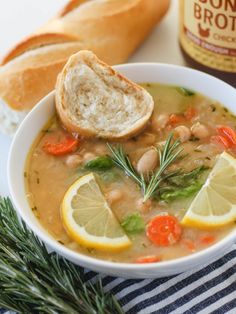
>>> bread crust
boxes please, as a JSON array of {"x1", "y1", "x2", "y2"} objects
[
  {"x1": 0, "y1": 0, "x2": 169, "y2": 116},
  {"x1": 59, "y1": 0, "x2": 89, "y2": 17},
  {"x1": 55, "y1": 50, "x2": 154, "y2": 140},
  {"x1": 1, "y1": 33, "x2": 78, "y2": 65}
]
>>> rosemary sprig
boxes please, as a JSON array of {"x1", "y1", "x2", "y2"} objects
[
  {"x1": 108, "y1": 133, "x2": 183, "y2": 201},
  {"x1": 0, "y1": 197, "x2": 123, "y2": 314},
  {"x1": 143, "y1": 134, "x2": 183, "y2": 201}
]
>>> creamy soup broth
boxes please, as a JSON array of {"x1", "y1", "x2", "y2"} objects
[{"x1": 25, "y1": 84, "x2": 236, "y2": 263}]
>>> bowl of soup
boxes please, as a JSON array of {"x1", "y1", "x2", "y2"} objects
[{"x1": 8, "y1": 63, "x2": 236, "y2": 278}]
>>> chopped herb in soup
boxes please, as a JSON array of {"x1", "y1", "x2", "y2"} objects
[{"x1": 25, "y1": 84, "x2": 236, "y2": 263}]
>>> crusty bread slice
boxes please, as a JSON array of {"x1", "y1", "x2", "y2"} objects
[{"x1": 55, "y1": 50, "x2": 154, "y2": 140}]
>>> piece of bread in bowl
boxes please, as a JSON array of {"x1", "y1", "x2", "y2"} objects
[{"x1": 55, "y1": 50, "x2": 154, "y2": 140}]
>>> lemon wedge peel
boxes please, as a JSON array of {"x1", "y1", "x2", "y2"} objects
[
  {"x1": 62, "y1": 173, "x2": 131, "y2": 252},
  {"x1": 182, "y1": 152, "x2": 236, "y2": 229}
]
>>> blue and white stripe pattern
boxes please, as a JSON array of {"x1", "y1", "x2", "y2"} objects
[{"x1": 1, "y1": 244, "x2": 235, "y2": 313}]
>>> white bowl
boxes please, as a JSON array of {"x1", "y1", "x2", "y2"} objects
[{"x1": 8, "y1": 63, "x2": 236, "y2": 279}]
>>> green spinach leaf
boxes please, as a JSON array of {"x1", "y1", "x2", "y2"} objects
[
  {"x1": 167, "y1": 165, "x2": 209, "y2": 187},
  {"x1": 160, "y1": 182, "x2": 202, "y2": 202},
  {"x1": 121, "y1": 214, "x2": 145, "y2": 234},
  {"x1": 85, "y1": 156, "x2": 114, "y2": 171}
]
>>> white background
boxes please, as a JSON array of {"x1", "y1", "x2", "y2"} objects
[{"x1": 0, "y1": 0, "x2": 184, "y2": 195}]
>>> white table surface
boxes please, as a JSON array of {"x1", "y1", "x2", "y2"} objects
[{"x1": 0, "y1": 0, "x2": 184, "y2": 196}]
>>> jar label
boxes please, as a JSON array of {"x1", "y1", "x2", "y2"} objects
[
  {"x1": 184, "y1": 0, "x2": 236, "y2": 55},
  {"x1": 180, "y1": 0, "x2": 236, "y2": 72}
]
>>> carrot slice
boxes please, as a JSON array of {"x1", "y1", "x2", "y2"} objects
[
  {"x1": 146, "y1": 215, "x2": 182, "y2": 247},
  {"x1": 200, "y1": 235, "x2": 216, "y2": 245},
  {"x1": 210, "y1": 135, "x2": 231, "y2": 149},
  {"x1": 135, "y1": 256, "x2": 161, "y2": 264},
  {"x1": 43, "y1": 136, "x2": 79, "y2": 156},
  {"x1": 184, "y1": 107, "x2": 197, "y2": 120},
  {"x1": 168, "y1": 114, "x2": 186, "y2": 126},
  {"x1": 217, "y1": 126, "x2": 236, "y2": 147}
]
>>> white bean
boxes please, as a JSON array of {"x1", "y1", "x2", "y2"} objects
[
  {"x1": 65, "y1": 155, "x2": 82, "y2": 168},
  {"x1": 191, "y1": 123, "x2": 209, "y2": 139},
  {"x1": 152, "y1": 114, "x2": 169, "y2": 130},
  {"x1": 83, "y1": 152, "x2": 96, "y2": 163},
  {"x1": 174, "y1": 125, "x2": 191, "y2": 142},
  {"x1": 107, "y1": 189, "x2": 123, "y2": 205},
  {"x1": 137, "y1": 149, "x2": 158, "y2": 174}
]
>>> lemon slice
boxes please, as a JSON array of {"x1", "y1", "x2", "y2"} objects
[
  {"x1": 62, "y1": 173, "x2": 131, "y2": 251},
  {"x1": 182, "y1": 151, "x2": 236, "y2": 228}
]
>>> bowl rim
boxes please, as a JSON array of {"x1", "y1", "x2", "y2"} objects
[{"x1": 8, "y1": 62, "x2": 236, "y2": 274}]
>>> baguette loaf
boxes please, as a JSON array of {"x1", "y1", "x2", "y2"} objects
[
  {"x1": 56, "y1": 50, "x2": 154, "y2": 140},
  {"x1": 0, "y1": 0, "x2": 169, "y2": 135}
]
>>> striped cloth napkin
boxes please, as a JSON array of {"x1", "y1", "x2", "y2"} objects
[{"x1": 1, "y1": 244, "x2": 235, "y2": 314}]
